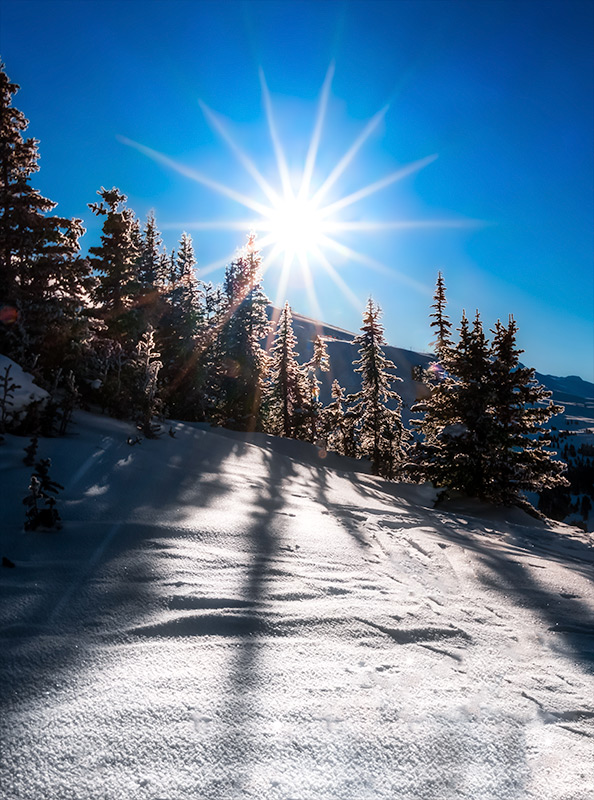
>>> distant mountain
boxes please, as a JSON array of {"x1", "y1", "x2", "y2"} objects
[{"x1": 277, "y1": 308, "x2": 594, "y2": 425}]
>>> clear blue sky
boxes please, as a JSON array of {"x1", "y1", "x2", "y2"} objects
[{"x1": 1, "y1": 0, "x2": 592, "y2": 380}]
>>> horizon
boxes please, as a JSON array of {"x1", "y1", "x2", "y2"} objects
[{"x1": 1, "y1": 0, "x2": 592, "y2": 381}]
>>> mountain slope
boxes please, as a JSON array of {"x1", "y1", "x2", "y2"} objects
[{"x1": 1, "y1": 411, "x2": 593, "y2": 800}]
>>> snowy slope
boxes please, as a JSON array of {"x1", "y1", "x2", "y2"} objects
[{"x1": 1, "y1": 411, "x2": 593, "y2": 800}]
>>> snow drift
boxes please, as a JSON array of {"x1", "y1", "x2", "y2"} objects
[{"x1": 1, "y1": 410, "x2": 593, "y2": 800}]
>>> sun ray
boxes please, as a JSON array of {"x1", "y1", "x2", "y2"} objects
[
  {"x1": 297, "y1": 251, "x2": 324, "y2": 324},
  {"x1": 259, "y1": 69, "x2": 293, "y2": 199},
  {"x1": 321, "y1": 217, "x2": 483, "y2": 232},
  {"x1": 198, "y1": 100, "x2": 281, "y2": 206},
  {"x1": 311, "y1": 245, "x2": 363, "y2": 312},
  {"x1": 319, "y1": 234, "x2": 431, "y2": 295},
  {"x1": 118, "y1": 135, "x2": 273, "y2": 218},
  {"x1": 298, "y1": 62, "x2": 335, "y2": 201},
  {"x1": 311, "y1": 104, "x2": 389, "y2": 207},
  {"x1": 318, "y1": 154, "x2": 438, "y2": 218},
  {"x1": 199, "y1": 233, "x2": 276, "y2": 278},
  {"x1": 273, "y1": 249, "x2": 296, "y2": 310},
  {"x1": 160, "y1": 220, "x2": 261, "y2": 231}
]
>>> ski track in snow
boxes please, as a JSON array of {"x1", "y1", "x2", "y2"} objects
[{"x1": 1, "y1": 411, "x2": 594, "y2": 800}]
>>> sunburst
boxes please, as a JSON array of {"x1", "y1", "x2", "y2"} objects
[{"x1": 119, "y1": 63, "x2": 478, "y2": 313}]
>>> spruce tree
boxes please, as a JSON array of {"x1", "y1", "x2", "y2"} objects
[
  {"x1": 301, "y1": 334, "x2": 331, "y2": 443},
  {"x1": 489, "y1": 316, "x2": 567, "y2": 503},
  {"x1": 132, "y1": 323, "x2": 162, "y2": 436},
  {"x1": 159, "y1": 232, "x2": 204, "y2": 419},
  {"x1": 0, "y1": 63, "x2": 90, "y2": 367},
  {"x1": 322, "y1": 379, "x2": 357, "y2": 458},
  {"x1": 219, "y1": 232, "x2": 269, "y2": 430},
  {"x1": 88, "y1": 187, "x2": 141, "y2": 343},
  {"x1": 349, "y1": 299, "x2": 407, "y2": 476},
  {"x1": 137, "y1": 211, "x2": 163, "y2": 288},
  {"x1": 429, "y1": 271, "x2": 452, "y2": 360},
  {"x1": 265, "y1": 302, "x2": 307, "y2": 438}
]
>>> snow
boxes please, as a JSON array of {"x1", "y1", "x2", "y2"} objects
[
  {"x1": 1, "y1": 411, "x2": 594, "y2": 799},
  {"x1": 0, "y1": 354, "x2": 49, "y2": 414}
]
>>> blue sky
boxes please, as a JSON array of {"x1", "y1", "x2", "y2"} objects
[{"x1": 1, "y1": 0, "x2": 593, "y2": 380}]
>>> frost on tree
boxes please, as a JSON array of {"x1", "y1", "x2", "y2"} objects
[
  {"x1": 265, "y1": 302, "x2": 308, "y2": 439},
  {"x1": 411, "y1": 283, "x2": 568, "y2": 506},
  {"x1": 0, "y1": 63, "x2": 90, "y2": 369},
  {"x1": 349, "y1": 299, "x2": 408, "y2": 477},
  {"x1": 219, "y1": 233, "x2": 270, "y2": 430}
]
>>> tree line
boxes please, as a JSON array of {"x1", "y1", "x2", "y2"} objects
[{"x1": 0, "y1": 62, "x2": 569, "y2": 512}]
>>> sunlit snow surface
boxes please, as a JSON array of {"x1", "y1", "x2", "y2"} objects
[{"x1": 1, "y1": 411, "x2": 593, "y2": 800}]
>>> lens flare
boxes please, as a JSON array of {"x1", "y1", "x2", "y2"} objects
[{"x1": 121, "y1": 64, "x2": 481, "y2": 313}]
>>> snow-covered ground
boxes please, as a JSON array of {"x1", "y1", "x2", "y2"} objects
[{"x1": 1, "y1": 411, "x2": 593, "y2": 800}]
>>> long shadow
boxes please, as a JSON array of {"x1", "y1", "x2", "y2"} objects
[
  {"x1": 0, "y1": 419, "x2": 246, "y2": 712},
  {"x1": 199, "y1": 446, "x2": 297, "y2": 794},
  {"x1": 430, "y1": 511, "x2": 594, "y2": 669}
]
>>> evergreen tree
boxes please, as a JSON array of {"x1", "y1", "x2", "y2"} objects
[
  {"x1": 302, "y1": 334, "x2": 330, "y2": 443},
  {"x1": 132, "y1": 323, "x2": 162, "y2": 436},
  {"x1": 412, "y1": 302, "x2": 568, "y2": 507},
  {"x1": 265, "y1": 302, "x2": 307, "y2": 438},
  {"x1": 159, "y1": 232, "x2": 204, "y2": 419},
  {"x1": 23, "y1": 457, "x2": 63, "y2": 531},
  {"x1": 322, "y1": 378, "x2": 357, "y2": 458},
  {"x1": 0, "y1": 63, "x2": 90, "y2": 367},
  {"x1": 88, "y1": 187, "x2": 141, "y2": 343},
  {"x1": 219, "y1": 232, "x2": 269, "y2": 430},
  {"x1": 198, "y1": 281, "x2": 228, "y2": 420},
  {"x1": 137, "y1": 211, "x2": 163, "y2": 288},
  {"x1": 349, "y1": 299, "x2": 407, "y2": 476},
  {"x1": 429, "y1": 271, "x2": 452, "y2": 360},
  {"x1": 488, "y1": 316, "x2": 567, "y2": 503}
]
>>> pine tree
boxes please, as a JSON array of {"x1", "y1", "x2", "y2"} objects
[
  {"x1": 301, "y1": 334, "x2": 331, "y2": 443},
  {"x1": 219, "y1": 232, "x2": 269, "y2": 430},
  {"x1": 137, "y1": 211, "x2": 163, "y2": 288},
  {"x1": 488, "y1": 316, "x2": 567, "y2": 503},
  {"x1": 132, "y1": 324, "x2": 162, "y2": 436},
  {"x1": 429, "y1": 271, "x2": 452, "y2": 360},
  {"x1": 23, "y1": 457, "x2": 63, "y2": 531},
  {"x1": 322, "y1": 379, "x2": 357, "y2": 457},
  {"x1": 200, "y1": 281, "x2": 228, "y2": 420},
  {"x1": 349, "y1": 299, "x2": 407, "y2": 476},
  {"x1": 158, "y1": 232, "x2": 205, "y2": 419},
  {"x1": 265, "y1": 302, "x2": 307, "y2": 438},
  {"x1": 0, "y1": 63, "x2": 90, "y2": 367},
  {"x1": 412, "y1": 300, "x2": 568, "y2": 507},
  {"x1": 88, "y1": 187, "x2": 141, "y2": 343}
]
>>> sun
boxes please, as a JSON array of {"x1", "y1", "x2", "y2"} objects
[
  {"x1": 265, "y1": 193, "x2": 324, "y2": 257},
  {"x1": 120, "y1": 63, "x2": 477, "y2": 313}
]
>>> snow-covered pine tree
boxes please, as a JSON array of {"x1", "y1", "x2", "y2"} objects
[
  {"x1": 199, "y1": 281, "x2": 228, "y2": 420},
  {"x1": 322, "y1": 378, "x2": 357, "y2": 458},
  {"x1": 413, "y1": 310, "x2": 497, "y2": 496},
  {"x1": 219, "y1": 232, "x2": 269, "y2": 430},
  {"x1": 137, "y1": 211, "x2": 163, "y2": 288},
  {"x1": 135, "y1": 211, "x2": 167, "y2": 330},
  {"x1": 132, "y1": 324, "x2": 163, "y2": 437},
  {"x1": 301, "y1": 334, "x2": 331, "y2": 443},
  {"x1": 158, "y1": 232, "x2": 205, "y2": 419},
  {"x1": 429, "y1": 271, "x2": 452, "y2": 360},
  {"x1": 0, "y1": 63, "x2": 91, "y2": 369},
  {"x1": 488, "y1": 316, "x2": 567, "y2": 504},
  {"x1": 88, "y1": 187, "x2": 141, "y2": 343},
  {"x1": 349, "y1": 299, "x2": 407, "y2": 476},
  {"x1": 23, "y1": 457, "x2": 63, "y2": 531},
  {"x1": 265, "y1": 302, "x2": 307, "y2": 438}
]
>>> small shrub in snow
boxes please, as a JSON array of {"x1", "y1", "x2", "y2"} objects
[
  {"x1": 22, "y1": 435, "x2": 39, "y2": 466},
  {"x1": 23, "y1": 458, "x2": 63, "y2": 531},
  {"x1": 0, "y1": 364, "x2": 21, "y2": 437}
]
